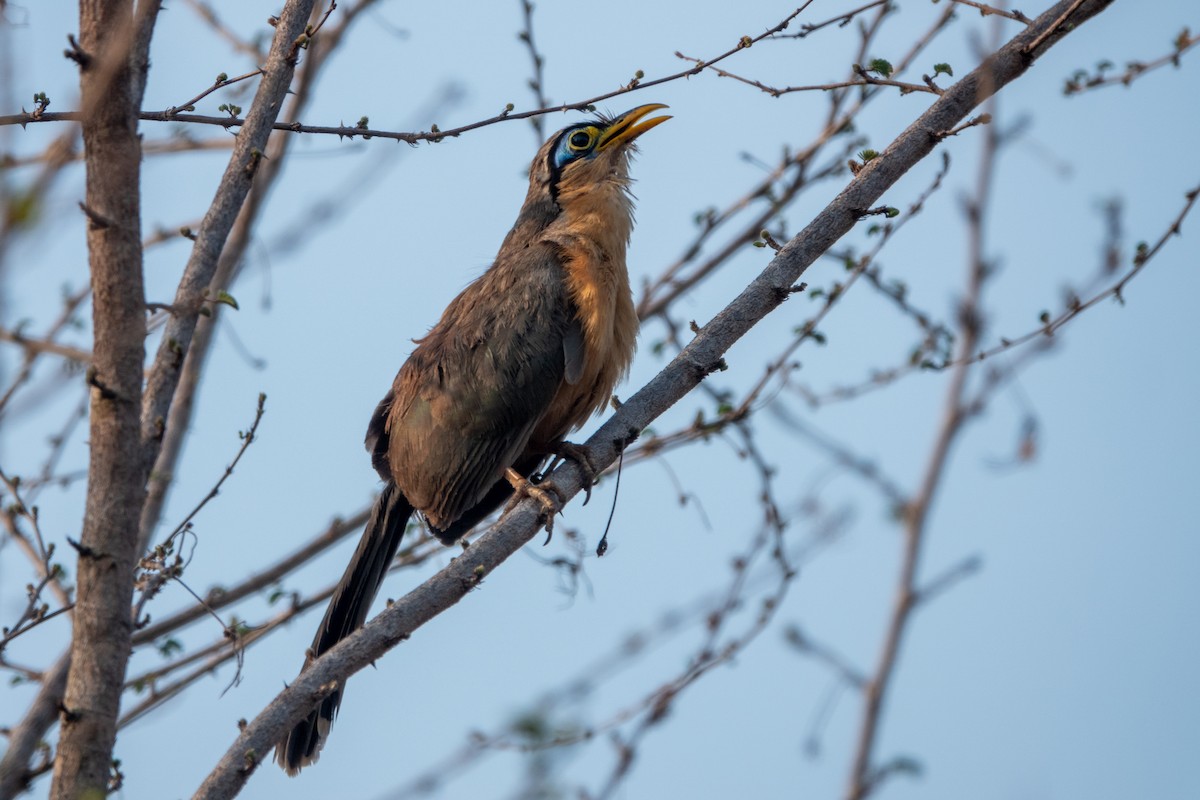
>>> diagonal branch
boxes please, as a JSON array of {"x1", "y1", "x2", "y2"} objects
[
  {"x1": 191, "y1": 2, "x2": 1117, "y2": 798},
  {"x1": 138, "y1": 0, "x2": 320, "y2": 464}
]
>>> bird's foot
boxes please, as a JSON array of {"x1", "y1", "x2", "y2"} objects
[
  {"x1": 546, "y1": 440, "x2": 599, "y2": 506},
  {"x1": 504, "y1": 467, "x2": 562, "y2": 539}
]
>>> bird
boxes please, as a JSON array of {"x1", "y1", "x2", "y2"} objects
[{"x1": 275, "y1": 103, "x2": 668, "y2": 774}]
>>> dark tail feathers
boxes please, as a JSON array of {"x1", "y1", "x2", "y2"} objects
[{"x1": 275, "y1": 483, "x2": 413, "y2": 774}]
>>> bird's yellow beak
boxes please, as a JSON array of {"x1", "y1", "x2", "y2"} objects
[{"x1": 596, "y1": 104, "x2": 671, "y2": 152}]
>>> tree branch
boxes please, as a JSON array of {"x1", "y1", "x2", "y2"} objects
[
  {"x1": 191, "y1": 2, "x2": 1116, "y2": 797},
  {"x1": 138, "y1": 0, "x2": 319, "y2": 465}
]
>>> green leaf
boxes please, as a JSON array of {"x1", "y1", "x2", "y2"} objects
[
  {"x1": 157, "y1": 637, "x2": 183, "y2": 659},
  {"x1": 868, "y1": 58, "x2": 893, "y2": 77}
]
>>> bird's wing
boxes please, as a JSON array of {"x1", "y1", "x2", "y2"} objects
[
  {"x1": 365, "y1": 390, "x2": 393, "y2": 483},
  {"x1": 562, "y1": 315, "x2": 585, "y2": 385},
  {"x1": 384, "y1": 244, "x2": 573, "y2": 530}
]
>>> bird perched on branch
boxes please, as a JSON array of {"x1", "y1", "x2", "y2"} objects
[{"x1": 276, "y1": 104, "x2": 669, "y2": 774}]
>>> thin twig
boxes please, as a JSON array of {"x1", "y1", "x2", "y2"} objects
[
  {"x1": 132, "y1": 394, "x2": 267, "y2": 626},
  {"x1": 676, "y1": 54, "x2": 941, "y2": 97},
  {"x1": 1, "y1": 6, "x2": 811, "y2": 145},
  {"x1": 1064, "y1": 27, "x2": 1200, "y2": 93},
  {"x1": 517, "y1": 0, "x2": 550, "y2": 141},
  {"x1": 947, "y1": 0, "x2": 1032, "y2": 24},
  {"x1": 0, "y1": 328, "x2": 93, "y2": 364},
  {"x1": 182, "y1": 0, "x2": 265, "y2": 59},
  {"x1": 0, "y1": 287, "x2": 90, "y2": 417},
  {"x1": 953, "y1": 182, "x2": 1199, "y2": 366},
  {"x1": 165, "y1": 69, "x2": 264, "y2": 116},
  {"x1": 770, "y1": 0, "x2": 892, "y2": 39},
  {"x1": 844, "y1": 87, "x2": 1000, "y2": 800}
]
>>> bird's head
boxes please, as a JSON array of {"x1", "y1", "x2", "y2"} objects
[{"x1": 523, "y1": 104, "x2": 670, "y2": 214}]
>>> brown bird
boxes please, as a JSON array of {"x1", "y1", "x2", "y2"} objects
[{"x1": 276, "y1": 104, "x2": 668, "y2": 774}]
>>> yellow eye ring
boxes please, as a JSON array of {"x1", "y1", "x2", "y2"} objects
[{"x1": 567, "y1": 128, "x2": 597, "y2": 151}]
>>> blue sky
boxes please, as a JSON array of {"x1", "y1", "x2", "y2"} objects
[{"x1": 2, "y1": 2, "x2": 1199, "y2": 799}]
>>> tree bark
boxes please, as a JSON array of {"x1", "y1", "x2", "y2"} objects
[{"x1": 50, "y1": 2, "x2": 158, "y2": 798}]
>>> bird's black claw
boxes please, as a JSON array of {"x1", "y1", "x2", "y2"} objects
[{"x1": 549, "y1": 440, "x2": 599, "y2": 505}]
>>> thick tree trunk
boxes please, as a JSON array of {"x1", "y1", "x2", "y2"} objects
[{"x1": 49, "y1": 2, "x2": 156, "y2": 798}]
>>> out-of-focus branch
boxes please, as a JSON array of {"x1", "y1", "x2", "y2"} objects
[
  {"x1": 589, "y1": 429, "x2": 794, "y2": 800},
  {"x1": 800, "y1": 177, "x2": 1196, "y2": 413},
  {"x1": 955, "y1": 181, "x2": 1199, "y2": 366},
  {"x1": 947, "y1": 0, "x2": 1033, "y2": 24},
  {"x1": 0, "y1": 464, "x2": 71, "y2": 617},
  {"x1": 0, "y1": 327, "x2": 92, "y2": 364},
  {"x1": 517, "y1": 0, "x2": 550, "y2": 142},
  {"x1": 182, "y1": 0, "x2": 266, "y2": 60},
  {"x1": 0, "y1": 654, "x2": 69, "y2": 798},
  {"x1": 843, "y1": 79, "x2": 1001, "y2": 800},
  {"x1": 1064, "y1": 26, "x2": 1198, "y2": 93},
  {"x1": 0, "y1": 283, "x2": 89, "y2": 421},
  {"x1": 769, "y1": 0, "x2": 892, "y2": 39}
]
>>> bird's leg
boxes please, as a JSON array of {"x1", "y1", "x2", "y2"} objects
[
  {"x1": 508, "y1": 442, "x2": 597, "y2": 544},
  {"x1": 503, "y1": 467, "x2": 562, "y2": 537},
  {"x1": 542, "y1": 440, "x2": 599, "y2": 506}
]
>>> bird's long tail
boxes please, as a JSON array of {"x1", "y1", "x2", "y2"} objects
[{"x1": 276, "y1": 482, "x2": 413, "y2": 774}]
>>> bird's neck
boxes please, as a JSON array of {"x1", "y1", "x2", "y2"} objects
[{"x1": 544, "y1": 182, "x2": 639, "y2": 389}]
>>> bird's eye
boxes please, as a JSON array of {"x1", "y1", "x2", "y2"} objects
[{"x1": 568, "y1": 129, "x2": 595, "y2": 151}]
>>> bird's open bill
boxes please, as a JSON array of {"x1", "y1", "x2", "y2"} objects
[{"x1": 597, "y1": 103, "x2": 671, "y2": 152}]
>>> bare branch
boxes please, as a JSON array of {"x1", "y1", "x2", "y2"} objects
[
  {"x1": 165, "y1": 69, "x2": 265, "y2": 116},
  {"x1": 947, "y1": 0, "x2": 1033, "y2": 24},
  {"x1": 845, "y1": 69, "x2": 1001, "y2": 800},
  {"x1": 675, "y1": 54, "x2": 943, "y2": 97},
  {"x1": 138, "y1": 0, "x2": 321, "y2": 465},
  {"x1": 0, "y1": 6, "x2": 810, "y2": 145},
  {"x1": 952, "y1": 182, "x2": 1199, "y2": 366},
  {"x1": 1064, "y1": 26, "x2": 1199, "y2": 92},
  {"x1": 517, "y1": 0, "x2": 550, "y2": 141},
  {"x1": 770, "y1": 0, "x2": 892, "y2": 39}
]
